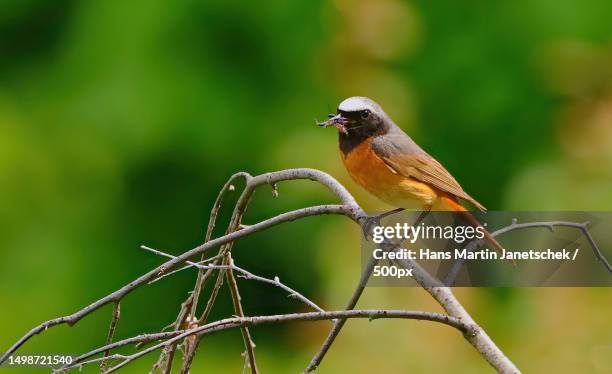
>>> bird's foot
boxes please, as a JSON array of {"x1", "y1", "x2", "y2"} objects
[{"x1": 361, "y1": 208, "x2": 405, "y2": 240}]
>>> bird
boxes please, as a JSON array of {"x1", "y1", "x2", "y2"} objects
[{"x1": 319, "y1": 96, "x2": 506, "y2": 256}]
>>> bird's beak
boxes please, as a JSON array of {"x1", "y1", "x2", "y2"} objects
[{"x1": 317, "y1": 114, "x2": 349, "y2": 135}]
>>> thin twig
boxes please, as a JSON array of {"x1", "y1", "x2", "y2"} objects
[
  {"x1": 148, "y1": 254, "x2": 224, "y2": 285},
  {"x1": 393, "y1": 253, "x2": 519, "y2": 372},
  {"x1": 100, "y1": 301, "x2": 121, "y2": 372},
  {"x1": 494, "y1": 220, "x2": 610, "y2": 273},
  {"x1": 191, "y1": 172, "x2": 252, "y2": 316},
  {"x1": 55, "y1": 309, "x2": 468, "y2": 373},
  {"x1": 159, "y1": 172, "x2": 251, "y2": 374},
  {"x1": 12, "y1": 168, "x2": 598, "y2": 374},
  {"x1": 445, "y1": 219, "x2": 612, "y2": 285},
  {"x1": 174, "y1": 168, "x2": 359, "y2": 373},
  {"x1": 142, "y1": 246, "x2": 324, "y2": 312},
  {"x1": 150, "y1": 298, "x2": 191, "y2": 374},
  {"x1": 305, "y1": 256, "x2": 377, "y2": 373},
  {"x1": 181, "y1": 171, "x2": 259, "y2": 373},
  {"x1": 179, "y1": 260, "x2": 227, "y2": 374},
  {"x1": 306, "y1": 209, "x2": 430, "y2": 373},
  {"x1": 225, "y1": 254, "x2": 259, "y2": 373},
  {"x1": 53, "y1": 330, "x2": 187, "y2": 373},
  {"x1": 0, "y1": 200, "x2": 352, "y2": 365},
  {"x1": 235, "y1": 267, "x2": 325, "y2": 313}
]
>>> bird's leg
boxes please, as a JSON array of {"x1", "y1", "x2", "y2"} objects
[
  {"x1": 362, "y1": 207, "x2": 405, "y2": 239},
  {"x1": 414, "y1": 207, "x2": 431, "y2": 227}
]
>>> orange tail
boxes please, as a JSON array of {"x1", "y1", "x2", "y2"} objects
[{"x1": 440, "y1": 196, "x2": 515, "y2": 266}]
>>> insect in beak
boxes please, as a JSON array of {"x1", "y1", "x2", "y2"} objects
[{"x1": 317, "y1": 114, "x2": 348, "y2": 135}]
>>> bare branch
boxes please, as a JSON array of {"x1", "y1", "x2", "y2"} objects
[
  {"x1": 53, "y1": 331, "x2": 186, "y2": 373},
  {"x1": 225, "y1": 254, "x2": 259, "y2": 373},
  {"x1": 141, "y1": 246, "x2": 324, "y2": 312},
  {"x1": 181, "y1": 170, "x2": 259, "y2": 373},
  {"x1": 179, "y1": 260, "x2": 225, "y2": 373},
  {"x1": 0, "y1": 203, "x2": 350, "y2": 364},
  {"x1": 235, "y1": 267, "x2": 325, "y2": 313},
  {"x1": 306, "y1": 209, "x2": 430, "y2": 372},
  {"x1": 493, "y1": 219, "x2": 610, "y2": 273},
  {"x1": 310, "y1": 229, "x2": 520, "y2": 372},
  {"x1": 305, "y1": 256, "x2": 377, "y2": 372},
  {"x1": 159, "y1": 172, "x2": 252, "y2": 374},
  {"x1": 100, "y1": 301, "x2": 121, "y2": 372},
  {"x1": 393, "y1": 254, "x2": 520, "y2": 373},
  {"x1": 147, "y1": 253, "x2": 223, "y2": 286},
  {"x1": 190, "y1": 172, "x2": 252, "y2": 317},
  {"x1": 176, "y1": 168, "x2": 361, "y2": 372},
  {"x1": 56, "y1": 309, "x2": 468, "y2": 373},
  {"x1": 13, "y1": 168, "x2": 601, "y2": 374},
  {"x1": 445, "y1": 219, "x2": 612, "y2": 285}
]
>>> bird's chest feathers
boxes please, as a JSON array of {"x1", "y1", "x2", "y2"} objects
[{"x1": 341, "y1": 137, "x2": 436, "y2": 207}]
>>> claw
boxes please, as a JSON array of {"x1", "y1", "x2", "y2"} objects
[
  {"x1": 361, "y1": 208, "x2": 407, "y2": 240},
  {"x1": 362, "y1": 215, "x2": 382, "y2": 240}
]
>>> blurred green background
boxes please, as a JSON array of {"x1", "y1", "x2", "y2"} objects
[{"x1": 1, "y1": 0, "x2": 611, "y2": 372}]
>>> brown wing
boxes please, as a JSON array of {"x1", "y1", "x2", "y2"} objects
[{"x1": 380, "y1": 153, "x2": 487, "y2": 212}]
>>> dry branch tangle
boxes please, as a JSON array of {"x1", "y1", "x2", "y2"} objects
[
  {"x1": 7, "y1": 167, "x2": 604, "y2": 373},
  {"x1": 0, "y1": 204, "x2": 350, "y2": 360},
  {"x1": 54, "y1": 310, "x2": 469, "y2": 373}
]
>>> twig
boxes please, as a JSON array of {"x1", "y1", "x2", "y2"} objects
[
  {"x1": 445, "y1": 219, "x2": 612, "y2": 285},
  {"x1": 53, "y1": 331, "x2": 186, "y2": 373},
  {"x1": 12, "y1": 168, "x2": 595, "y2": 373},
  {"x1": 305, "y1": 256, "x2": 377, "y2": 373},
  {"x1": 100, "y1": 301, "x2": 121, "y2": 372},
  {"x1": 235, "y1": 268, "x2": 325, "y2": 313},
  {"x1": 304, "y1": 217, "x2": 522, "y2": 372},
  {"x1": 393, "y1": 253, "x2": 520, "y2": 373},
  {"x1": 306, "y1": 209, "x2": 430, "y2": 373},
  {"x1": 190, "y1": 172, "x2": 251, "y2": 317},
  {"x1": 225, "y1": 254, "x2": 259, "y2": 373},
  {"x1": 149, "y1": 253, "x2": 224, "y2": 285},
  {"x1": 0, "y1": 202, "x2": 351, "y2": 365},
  {"x1": 181, "y1": 171, "x2": 259, "y2": 373},
  {"x1": 150, "y1": 295, "x2": 195, "y2": 373},
  {"x1": 175, "y1": 168, "x2": 362, "y2": 373},
  {"x1": 494, "y1": 220, "x2": 610, "y2": 273},
  {"x1": 158, "y1": 172, "x2": 251, "y2": 374},
  {"x1": 141, "y1": 246, "x2": 324, "y2": 312},
  {"x1": 179, "y1": 260, "x2": 226, "y2": 373},
  {"x1": 56, "y1": 309, "x2": 468, "y2": 373}
]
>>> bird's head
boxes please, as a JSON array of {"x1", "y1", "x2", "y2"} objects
[{"x1": 318, "y1": 96, "x2": 389, "y2": 137}]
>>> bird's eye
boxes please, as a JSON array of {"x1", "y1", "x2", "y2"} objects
[{"x1": 361, "y1": 109, "x2": 370, "y2": 119}]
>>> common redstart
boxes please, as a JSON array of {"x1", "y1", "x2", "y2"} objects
[{"x1": 319, "y1": 96, "x2": 505, "y2": 255}]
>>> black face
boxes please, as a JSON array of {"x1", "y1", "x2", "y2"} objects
[
  {"x1": 316, "y1": 108, "x2": 386, "y2": 155},
  {"x1": 318, "y1": 108, "x2": 383, "y2": 134},
  {"x1": 335, "y1": 108, "x2": 385, "y2": 137}
]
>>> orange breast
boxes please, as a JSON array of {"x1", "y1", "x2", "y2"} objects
[{"x1": 341, "y1": 138, "x2": 438, "y2": 209}]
